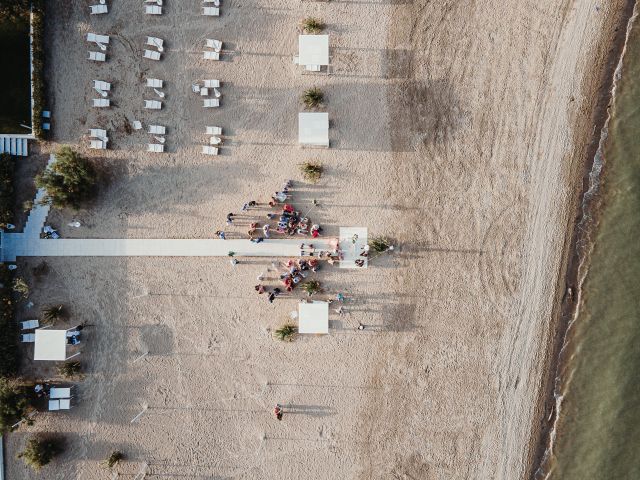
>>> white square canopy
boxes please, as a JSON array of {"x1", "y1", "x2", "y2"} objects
[
  {"x1": 299, "y1": 112, "x2": 329, "y2": 147},
  {"x1": 298, "y1": 302, "x2": 329, "y2": 334},
  {"x1": 298, "y1": 35, "x2": 329, "y2": 66},
  {"x1": 34, "y1": 330, "x2": 67, "y2": 361}
]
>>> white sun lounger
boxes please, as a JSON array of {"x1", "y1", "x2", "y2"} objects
[
  {"x1": 21, "y1": 334, "x2": 35, "y2": 343},
  {"x1": 88, "y1": 51, "x2": 106, "y2": 62},
  {"x1": 89, "y1": 128, "x2": 107, "y2": 139},
  {"x1": 145, "y1": 0, "x2": 162, "y2": 4},
  {"x1": 21, "y1": 320, "x2": 39, "y2": 330},
  {"x1": 93, "y1": 80, "x2": 111, "y2": 91},
  {"x1": 206, "y1": 39, "x2": 223, "y2": 51},
  {"x1": 146, "y1": 78, "x2": 163, "y2": 88},
  {"x1": 209, "y1": 136, "x2": 222, "y2": 145},
  {"x1": 90, "y1": 140, "x2": 106, "y2": 149},
  {"x1": 203, "y1": 7, "x2": 220, "y2": 16},
  {"x1": 50, "y1": 387, "x2": 72, "y2": 399},
  {"x1": 206, "y1": 126, "x2": 222, "y2": 135},
  {"x1": 148, "y1": 143, "x2": 164, "y2": 153},
  {"x1": 203, "y1": 79, "x2": 220, "y2": 88},
  {"x1": 144, "y1": 100, "x2": 162, "y2": 110},
  {"x1": 90, "y1": 4, "x2": 108, "y2": 14},
  {"x1": 87, "y1": 33, "x2": 110, "y2": 44},
  {"x1": 93, "y1": 98, "x2": 110, "y2": 108},
  {"x1": 306, "y1": 64, "x2": 322, "y2": 72},
  {"x1": 48, "y1": 399, "x2": 71, "y2": 411},
  {"x1": 203, "y1": 99, "x2": 220, "y2": 108},
  {"x1": 146, "y1": 5, "x2": 162, "y2": 14},
  {"x1": 146, "y1": 36, "x2": 164, "y2": 51},
  {"x1": 204, "y1": 51, "x2": 220, "y2": 60},
  {"x1": 143, "y1": 49, "x2": 161, "y2": 60},
  {"x1": 202, "y1": 146, "x2": 219, "y2": 155},
  {"x1": 149, "y1": 125, "x2": 166, "y2": 135}
]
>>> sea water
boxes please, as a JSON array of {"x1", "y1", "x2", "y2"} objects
[{"x1": 548, "y1": 11, "x2": 640, "y2": 480}]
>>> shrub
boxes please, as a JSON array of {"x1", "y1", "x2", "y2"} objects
[
  {"x1": 58, "y1": 361, "x2": 81, "y2": 378},
  {"x1": 368, "y1": 236, "x2": 392, "y2": 253},
  {"x1": 299, "y1": 161, "x2": 323, "y2": 183},
  {"x1": 301, "y1": 280, "x2": 321, "y2": 296},
  {"x1": 274, "y1": 324, "x2": 297, "y2": 342},
  {"x1": 302, "y1": 17, "x2": 324, "y2": 34},
  {"x1": 0, "y1": 379, "x2": 30, "y2": 432},
  {"x1": 12, "y1": 277, "x2": 29, "y2": 299},
  {"x1": 42, "y1": 304, "x2": 66, "y2": 324},
  {"x1": 0, "y1": 264, "x2": 18, "y2": 376},
  {"x1": 0, "y1": 153, "x2": 16, "y2": 228},
  {"x1": 35, "y1": 146, "x2": 97, "y2": 209},
  {"x1": 31, "y1": 0, "x2": 46, "y2": 139},
  {"x1": 302, "y1": 87, "x2": 323, "y2": 109},
  {"x1": 102, "y1": 450, "x2": 124, "y2": 469},
  {"x1": 17, "y1": 435, "x2": 61, "y2": 471}
]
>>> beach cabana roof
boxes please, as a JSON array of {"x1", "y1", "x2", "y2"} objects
[
  {"x1": 298, "y1": 112, "x2": 329, "y2": 147},
  {"x1": 34, "y1": 329, "x2": 67, "y2": 361},
  {"x1": 298, "y1": 34, "x2": 329, "y2": 66},
  {"x1": 298, "y1": 302, "x2": 329, "y2": 334}
]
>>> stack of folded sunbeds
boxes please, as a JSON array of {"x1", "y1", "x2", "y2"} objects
[
  {"x1": 89, "y1": 128, "x2": 109, "y2": 150},
  {"x1": 144, "y1": 36, "x2": 164, "y2": 61},
  {"x1": 203, "y1": 0, "x2": 220, "y2": 17},
  {"x1": 145, "y1": 0, "x2": 162, "y2": 15},
  {"x1": 90, "y1": 0, "x2": 108, "y2": 14}
]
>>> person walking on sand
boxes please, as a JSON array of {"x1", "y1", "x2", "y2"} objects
[
  {"x1": 215, "y1": 231, "x2": 226, "y2": 240},
  {"x1": 242, "y1": 203, "x2": 249, "y2": 212},
  {"x1": 274, "y1": 404, "x2": 283, "y2": 420},
  {"x1": 226, "y1": 213, "x2": 235, "y2": 225}
]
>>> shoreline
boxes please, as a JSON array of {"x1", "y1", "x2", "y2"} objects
[{"x1": 527, "y1": 1, "x2": 638, "y2": 477}]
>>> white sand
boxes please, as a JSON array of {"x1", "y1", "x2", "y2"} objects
[{"x1": 5, "y1": 0, "x2": 627, "y2": 478}]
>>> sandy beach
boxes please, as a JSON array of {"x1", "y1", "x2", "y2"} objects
[{"x1": 4, "y1": 0, "x2": 630, "y2": 478}]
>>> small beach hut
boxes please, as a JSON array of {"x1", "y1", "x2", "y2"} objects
[
  {"x1": 298, "y1": 301, "x2": 329, "y2": 334},
  {"x1": 298, "y1": 112, "x2": 329, "y2": 147}
]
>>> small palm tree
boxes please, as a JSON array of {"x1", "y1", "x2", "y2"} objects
[
  {"x1": 102, "y1": 450, "x2": 124, "y2": 469},
  {"x1": 302, "y1": 280, "x2": 321, "y2": 296},
  {"x1": 12, "y1": 277, "x2": 29, "y2": 299},
  {"x1": 274, "y1": 324, "x2": 297, "y2": 342},
  {"x1": 42, "y1": 304, "x2": 66, "y2": 324},
  {"x1": 302, "y1": 87, "x2": 323, "y2": 109},
  {"x1": 369, "y1": 236, "x2": 392, "y2": 253},
  {"x1": 299, "y1": 161, "x2": 323, "y2": 183},
  {"x1": 58, "y1": 361, "x2": 81, "y2": 379},
  {"x1": 302, "y1": 17, "x2": 324, "y2": 34}
]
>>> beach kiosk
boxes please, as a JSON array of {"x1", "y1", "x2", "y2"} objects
[
  {"x1": 298, "y1": 112, "x2": 329, "y2": 147},
  {"x1": 298, "y1": 301, "x2": 329, "y2": 334},
  {"x1": 34, "y1": 329, "x2": 80, "y2": 361},
  {"x1": 298, "y1": 34, "x2": 329, "y2": 71}
]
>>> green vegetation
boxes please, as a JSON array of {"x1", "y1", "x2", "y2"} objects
[
  {"x1": 11, "y1": 276, "x2": 29, "y2": 300},
  {"x1": 0, "y1": 153, "x2": 15, "y2": 228},
  {"x1": 58, "y1": 361, "x2": 81, "y2": 379},
  {"x1": 302, "y1": 17, "x2": 324, "y2": 34},
  {"x1": 31, "y1": 0, "x2": 46, "y2": 139},
  {"x1": 17, "y1": 435, "x2": 61, "y2": 471},
  {"x1": 42, "y1": 304, "x2": 66, "y2": 324},
  {"x1": 299, "y1": 161, "x2": 323, "y2": 183},
  {"x1": 302, "y1": 87, "x2": 324, "y2": 109},
  {"x1": 0, "y1": 379, "x2": 30, "y2": 431},
  {"x1": 0, "y1": 264, "x2": 18, "y2": 376},
  {"x1": 102, "y1": 450, "x2": 124, "y2": 469},
  {"x1": 301, "y1": 280, "x2": 321, "y2": 296},
  {"x1": 274, "y1": 324, "x2": 297, "y2": 342},
  {"x1": 369, "y1": 236, "x2": 392, "y2": 253},
  {"x1": 36, "y1": 146, "x2": 98, "y2": 209}
]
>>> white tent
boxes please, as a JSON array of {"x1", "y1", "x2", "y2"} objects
[
  {"x1": 34, "y1": 329, "x2": 67, "y2": 361},
  {"x1": 298, "y1": 35, "x2": 329, "y2": 66},
  {"x1": 298, "y1": 112, "x2": 329, "y2": 147},
  {"x1": 298, "y1": 302, "x2": 329, "y2": 334}
]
